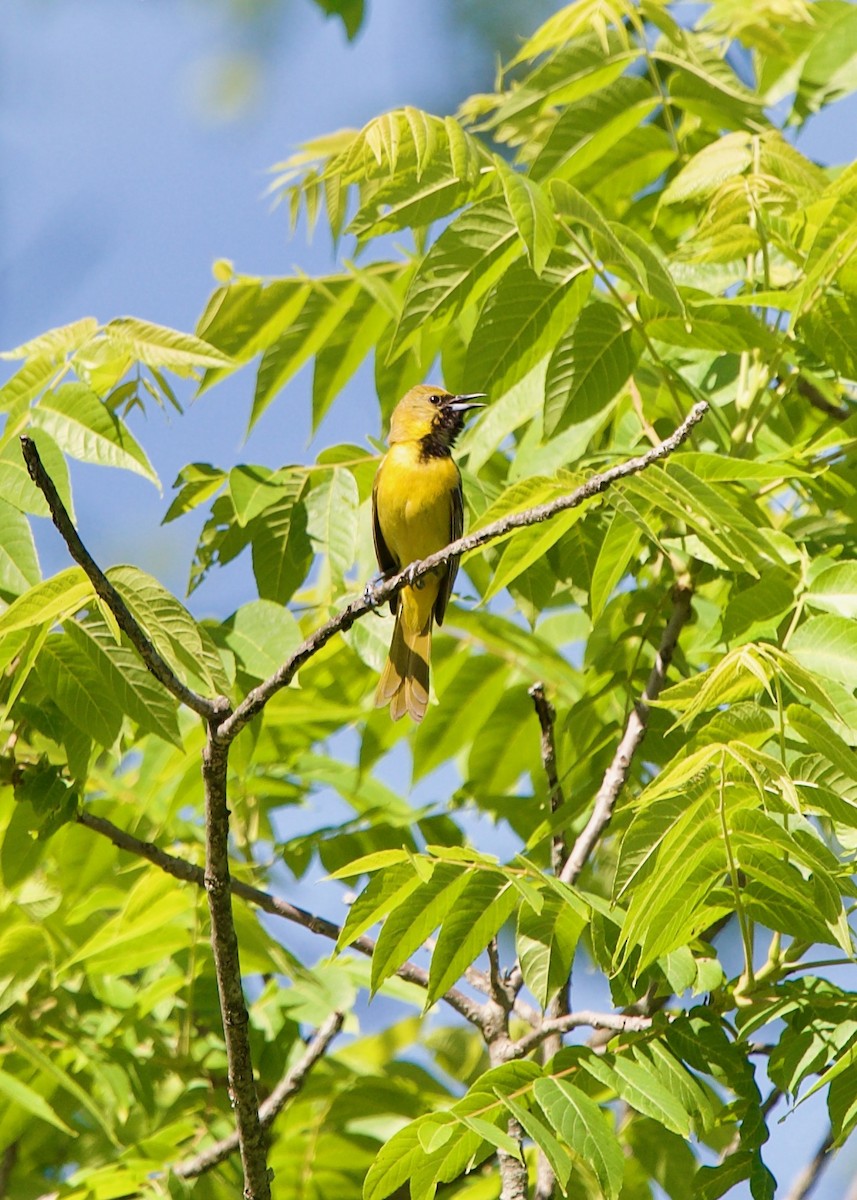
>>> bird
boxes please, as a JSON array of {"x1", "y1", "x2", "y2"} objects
[{"x1": 372, "y1": 384, "x2": 486, "y2": 722}]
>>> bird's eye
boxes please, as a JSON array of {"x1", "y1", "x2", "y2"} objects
[{"x1": 430, "y1": 394, "x2": 443, "y2": 406}]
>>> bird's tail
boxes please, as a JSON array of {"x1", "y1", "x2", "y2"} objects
[{"x1": 375, "y1": 605, "x2": 432, "y2": 723}]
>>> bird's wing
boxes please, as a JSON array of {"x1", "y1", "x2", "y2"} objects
[
  {"x1": 372, "y1": 463, "x2": 400, "y2": 615},
  {"x1": 434, "y1": 477, "x2": 462, "y2": 627}
]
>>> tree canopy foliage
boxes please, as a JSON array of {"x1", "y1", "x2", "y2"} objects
[{"x1": 3, "y1": 0, "x2": 857, "y2": 1197}]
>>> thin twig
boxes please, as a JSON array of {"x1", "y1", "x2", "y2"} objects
[
  {"x1": 529, "y1": 683, "x2": 568, "y2": 1200},
  {"x1": 174, "y1": 1011, "x2": 344, "y2": 1179},
  {"x1": 783, "y1": 1126, "x2": 835, "y2": 1200},
  {"x1": 508, "y1": 1011, "x2": 654, "y2": 1061},
  {"x1": 529, "y1": 683, "x2": 566, "y2": 875},
  {"x1": 216, "y1": 403, "x2": 709, "y2": 744},
  {"x1": 0, "y1": 1142, "x2": 18, "y2": 1198},
  {"x1": 559, "y1": 582, "x2": 694, "y2": 885},
  {"x1": 201, "y1": 727, "x2": 270, "y2": 1199},
  {"x1": 76, "y1": 810, "x2": 485, "y2": 1027},
  {"x1": 19, "y1": 435, "x2": 224, "y2": 721}
]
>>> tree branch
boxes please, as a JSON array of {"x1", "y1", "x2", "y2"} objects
[
  {"x1": 76, "y1": 809, "x2": 485, "y2": 1027},
  {"x1": 529, "y1": 683, "x2": 566, "y2": 875},
  {"x1": 508, "y1": 1010, "x2": 654, "y2": 1061},
  {"x1": 529, "y1": 683, "x2": 568, "y2": 1200},
  {"x1": 201, "y1": 727, "x2": 270, "y2": 1199},
  {"x1": 20, "y1": 435, "x2": 225, "y2": 721},
  {"x1": 216, "y1": 402, "x2": 708, "y2": 744},
  {"x1": 174, "y1": 1011, "x2": 344, "y2": 1179},
  {"x1": 559, "y1": 581, "x2": 694, "y2": 886}
]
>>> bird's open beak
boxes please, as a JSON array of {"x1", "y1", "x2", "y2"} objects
[{"x1": 447, "y1": 393, "x2": 487, "y2": 413}]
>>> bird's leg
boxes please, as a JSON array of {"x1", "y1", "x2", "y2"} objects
[{"x1": 405, "y1": 561, "x2": 424, "y2": 589}]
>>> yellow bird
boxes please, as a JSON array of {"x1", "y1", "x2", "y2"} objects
[{"x1": 372, "y1": 385, "x2": 485, "y2": 722}]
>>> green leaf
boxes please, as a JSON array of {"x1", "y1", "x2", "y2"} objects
[
  {"x1": 483, "y1": 506, "x2": 587, "y2": 602},
  {"x1": 0, "y1": 430, "x2": 74, "y2": 519},
  {"x1": 517, "y1": 892, "x2": 586, "y2": 1009},
  {"x1": 102, "y1": 316, "x2": 232, "y2": 374},
  {"x1": 6, "y1": 1024, "x2": 117, "y2": 1145},
  {"x1": 787, "y1": 705, "x2": 857, "y2": 785},
  {"x1": 221, "y1": 600, "x2": 302, "y2": 680},
  {"x1": 0, "y1": 357, "x2": 61, "y2": 411},
  {"x1": 532, "y1": 76, "x2": 659, "y2": 183},
  {"x1": 336, "y1": 862, "x2": 423, "y2": 951},
  {"x1": 0, "y1": 568, "x2": 93, "y2": 637},
  {"x1": 251, "y1": 277, "x2": 362, "y2": 430},
  {"x1": 162, "y1": 462, "x2": 226, "y2": 523},
  {"x1": 805, "y1": 561, "x2": 857, "y2": 619},
  {"x1": 106, "y1": 565, "x2": 230, "y2": 696},
  {"x1": 35, "y1": 634, "x2": 125, "y2": 748},
  {"x1": 0, "y1": 316, "x2": 98, "y2": 363},
  {"x1": 312, "y1": 283, "x2": 392, "y2": 428},
  {"x1": 64, "y1": 619, "x2": 182, "y2": 748},
  {"x1": 29, "y1": 383, "x2": 157, "y2": 483},
  {"x1": 790, "y1": 614, "x2": 857, "y2": 688},
  {"x1": 544, "y1": 301, "x2": 643, "y2": 435},
  {"x1": 0, "y1": 1065, "x2": 74, "y2": 1136},
  {"x1": 0, "y1": 499, "x2": 40, "y2": 598},
  {"x1": 661, "y1": 131, "x2": 754, "y2": 204},
  {"x1": 616, "y1": 790, "x2": 735, "y2": 972},
  {"x1": 533, "y1": 1077, "x2": 624, "y2": 1200},
  {"x1": 371, "y1": 863, "x2": 469, "y2": 994},
  {"x1": 196, "y1": 277, "x2": 310, "y2": 365},
  {"x1": 229, "y1": 464, "x2": 304, "y2": 527},
  {"x1": 428, "y1": 872, "x2": 517, "y2": 1004},
  {"x1": 501, "y1": 1090, "x2": 572, "y2": 1193},
  {"x1": 583, "y1": 1049, "x2": 698, "y2": 1137},
  {"x1": 499, "y1": 167, "x2": 557, "y2": 275},
  {"x1": 250, "y1": 488, "x2": 313, "y2": 605},
  {"x1": 465, "y1": 256, "x2": 592, "y2": 400},
  {"x1": 590, "y1": 510, "x2": 641, "y2": 620},
  {"x1": 305, "y1": 467, "x2": 359, "y2": 579},
  {"x1": 394, "y1": 199, "x2": 521, "y2": 357}
]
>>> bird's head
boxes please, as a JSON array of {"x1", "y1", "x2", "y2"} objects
[{"x1": 388, "y1": 384, "x2": 486, "y2": 449}]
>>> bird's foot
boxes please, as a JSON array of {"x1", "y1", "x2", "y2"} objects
[
  {"x1": 363, "y1": 576, "x2": 383, "y2": 607},
  {"x1": 405, "y1": 561, "x2": 424, "y2": 589}
]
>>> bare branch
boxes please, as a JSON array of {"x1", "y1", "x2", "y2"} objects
[
  {"x1": 796, "y1": 376, "x2": 850, "y2": 422},
  {"x1": 529, "y1": 683, "x2": 566, "y2": 875},
  {"x1": 174, "y1": 1011, "x2": 344, "y2": 1179},
  {"x1": 217, "y1": 403, "x2": 709, "y2": 744},
  {"x1": 528, "y1": 684, "x2": 568, "y2": 1200},
  {"x1": 76, "y1": 810, "x2": 485, "y2": 1028},
  {"x1": 497, "y1": 1117, "x2": 528, "y2": 1200},
  {"x1": 508, "y1": 1010, "x2": 654, "y2": 1061},
  {"x1": 559, "y1": 582, "x2": 694, "y2": 886},
  {"x1": 19, "y1": 435, "x2": 224, "y2": 721},
  {"x1": 0, "y1": 1142, "x2": 18, "y2": 1198},
  {"x1": 201, "y1": 728, "x2": 270, "y2": 1199},
  {"x1": 784, "y1": 1127, "x2": 835, "y2": 1200}
]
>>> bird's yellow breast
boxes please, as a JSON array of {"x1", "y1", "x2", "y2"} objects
[{"x1": 375, "y1": 443, "x2": 460, "y2": 565}]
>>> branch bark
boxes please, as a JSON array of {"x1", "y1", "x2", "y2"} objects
[
  {"x1": 202, "y1": 727, "x2": 270, "y2": 1200},
  {"x1": 174, "y1": 1011, "x2": 344, "y2": 1179},
  {"x1": 559, "y1": 581, "x2": 694, "y2": 886},
  {"x1": 508, "y1": 1010, "x2": 653, "y2": 1061},
  {"x1": 19, "y1": 435, "x2": 224, "y2": 721},
  {"x1": 529, "y1": 683, "x2": 567, "y2": 1200},
  {"x1": 529, "y1": 683, "x2": 566, "y2": 875},
  {"x1": 216, "y1": 402, "x2": 708, "y2": 744}
]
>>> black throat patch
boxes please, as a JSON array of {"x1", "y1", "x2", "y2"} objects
[{"x1": 418, "y1": 405, "x2": 464, "y2": 461}]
